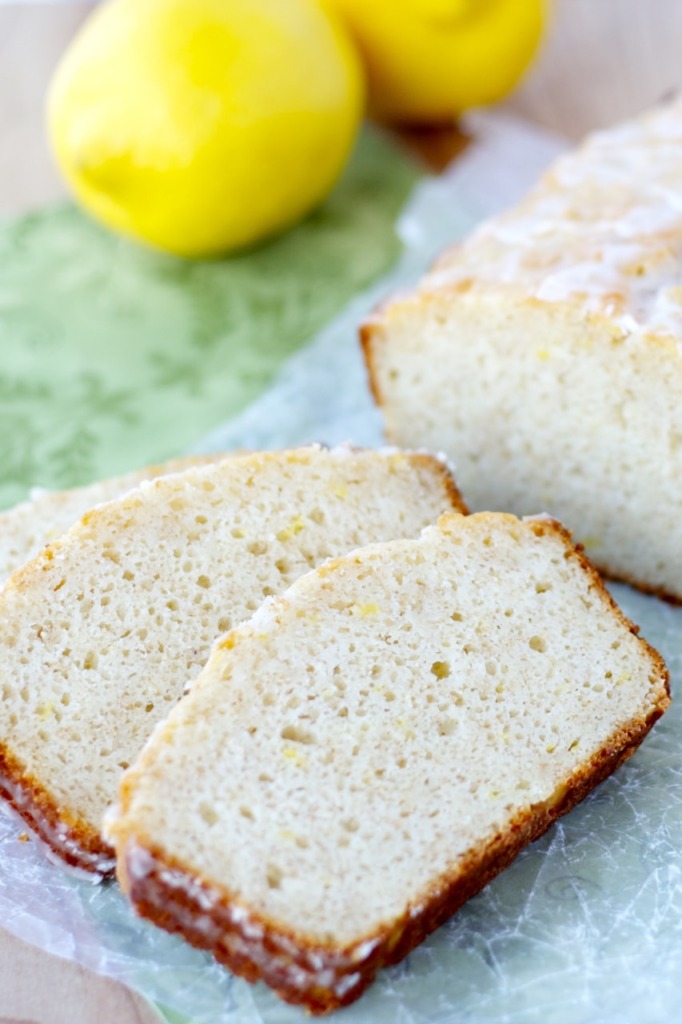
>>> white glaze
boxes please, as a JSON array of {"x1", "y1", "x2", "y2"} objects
[{"x1": 416, "y1": 99, "x2": 682, "y2": 339}]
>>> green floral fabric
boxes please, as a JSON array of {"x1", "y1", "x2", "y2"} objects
[{"x1": 0, "y1": 127, "x2": 418, "y2": 510}]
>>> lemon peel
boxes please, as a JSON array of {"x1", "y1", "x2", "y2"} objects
[
  {"x1": 324, "y1": 0, "x2": 546, "y2": 123},
  {"x1": 48, "y1": 0, "x2": 364, "y2": 257}
]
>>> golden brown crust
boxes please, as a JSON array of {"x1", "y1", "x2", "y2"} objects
[
  {"x1": 358, "y1": 316, "x2": 386, "y2": 411},
  {"x1": 407, "y1": 451, "x2": 469, "y2": 515},
  {"x1": 0, "y1": 741, "x2": 115, "y2": 875},
  {"x1": 590, "y1": 562, "x2": 682, "y2": 607}
]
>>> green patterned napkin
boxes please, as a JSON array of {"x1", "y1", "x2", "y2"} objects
[{"x1": 0, "y1": 126, "x2": 418, "y2": 511}]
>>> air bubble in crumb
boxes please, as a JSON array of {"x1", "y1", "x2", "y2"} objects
[
  {"x1": 280, "y1": 724, "x2": 315, "y2": 745},
  {"x1": 199, "y1": 802, "x2": 219, "y2": 826},
  {"x1": 266, "y1": 864, "x2": 283, "y2": 889},
  {"x1": 431, "y1": 660, "x2": 450, "y2": 679},
  {"x1": 529, "y1": 636, "x2": 547, "y2": 653}
]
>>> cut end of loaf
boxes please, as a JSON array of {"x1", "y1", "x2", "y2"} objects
[
  {"x1": 360, "y1": 98, "x2": 682, "y2": 601},
  {"x1": 362, "y1": 287, "x2": 682, "y2": 600},
  {"x1": 110, "y1": 511, "x2": 669, "y2": 1013}
]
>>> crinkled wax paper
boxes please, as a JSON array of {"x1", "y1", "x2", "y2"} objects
[{"x1": 5, "y1": 114, "x2": 681, "y2": 1024}]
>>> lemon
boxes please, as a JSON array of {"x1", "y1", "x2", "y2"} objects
[
  {"x1": 322, "y1": 0, "x2": 545, "y2": 123},
  {"x1": 48, "y1": 0, "x2": 364, "y2": 257}
]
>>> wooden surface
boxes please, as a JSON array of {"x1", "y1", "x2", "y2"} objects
[
  {"x1": 0, "y1": 1, "x2": 679, "y2": 1021},
  {"x1": 506, "y1": 0, "x2": 682, "y2": 138},
  {"x1": 0, "y1": 4, "x2": 88, "y2": 215},
  {"x1": 0, "y1": 927, "x2": 159, "y2": 1024}
]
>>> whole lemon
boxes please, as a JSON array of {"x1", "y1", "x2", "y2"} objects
[
  {"x1": 323, "y1": 0, "x2": 545, "y2": 123},
  {"x1": 48, "y1": 0, "x2": 364, "y2": 257}
]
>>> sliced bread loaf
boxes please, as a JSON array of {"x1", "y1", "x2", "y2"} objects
[
  {"x1": 0, "y1": 455, "x2": 224, "y2": 584},
  {"x1": 109, "y1": 512, "x2": 669, "y2": 1014},
  {"x1": 0, "y1": 446, "x2": 463, "y2": 874},
  {"x1": 362, "y1": 98, "x2": 682, "y2": 601}
]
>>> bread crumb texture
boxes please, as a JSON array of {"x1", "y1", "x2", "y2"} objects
[
  {"x1": 363, "y1": 98, "x2": 682, "y2": 601},
  {"x1": 0, "y1": 454, "x2": 224, "y2": 584},
  {"x1": 0, "y1": 445, "x2": 462, "y2": 869},
  {"x1": 111, "y1": 511, "x2": 668, "y2": 1013}
]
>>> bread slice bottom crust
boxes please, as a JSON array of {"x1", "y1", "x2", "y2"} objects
[
  {"x1": 360, "y1": 301, "x2": 682, "y2": 605},
  {"x1": 117, "y1": 705, "x2": 665, "y2": 1015},
  {"x1": 0, "y1": 742, "x2": 115, "y2": 874}
]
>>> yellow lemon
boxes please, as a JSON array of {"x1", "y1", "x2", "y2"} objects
[
  {"x1": 322, "y1": 0, "x2": 546, "y2": 123},
  {"x1": 48, "y1": 0, "x2": 364, "y2": 257}
]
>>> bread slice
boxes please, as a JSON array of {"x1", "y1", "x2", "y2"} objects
[
  {"x1": 0, "y1": 455, "x2": 224, "y2": 584},
  {"x1": 0, "y1": 446, "x2": 463, "y2": 875},
  {"x1": 362, "y1": 99, "x2": 682, "y2": 601},
  {"x1": 109, "y1": 512, "x2": 669, "y2": 1014}
]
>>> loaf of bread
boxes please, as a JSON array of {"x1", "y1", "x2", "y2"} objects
[
  {"x1": 0, "y1": 446, "x2": 462, "y2": 875},
  {"x1": 362, "y1": 99, "x2": 682, "y2": 601},
  {"x1": 109, "y1": 512, "x2": 669, "y2": 1014},
  {"x1": 0, "y1": 455, "x2": 223, "y2": 583}
]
